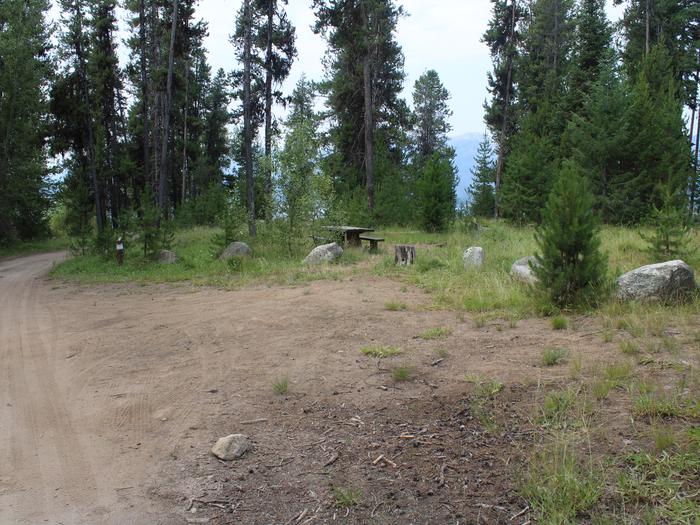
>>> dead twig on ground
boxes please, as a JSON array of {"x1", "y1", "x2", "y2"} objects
[
  {"x1": 241, "y1": 418, "x2": 268, "y2": 425},
  {"x1": 431, "y1": 358, "x2": 445, "y2": 366},
  {"x1": 510, "y1": 506, "x2": 529, "y2": 520},
  {"x1": 323, "y1": 452, "x2": 339, "y2": 467}
]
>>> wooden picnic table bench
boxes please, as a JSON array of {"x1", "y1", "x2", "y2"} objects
[
  {"x1": 324, "y1": 226, "x2": 374, "y2": 247},
  {"x1": 359, "y1": 234, "x2": 385, "y2": 253}
]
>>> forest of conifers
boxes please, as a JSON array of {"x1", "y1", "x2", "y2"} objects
[{"x1": 0, "y1": 0, "x2": 698, "y2": 248}]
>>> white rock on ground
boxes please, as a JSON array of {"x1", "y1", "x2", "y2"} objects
[
  {"x1": 303, "y1": 242, "x2": 343, "y2": 265},
  {"x1": 463, "y1": 246, "x2": 485, "y2": 269},
  {"x1": 211, "y1": 434, "x2": 250, "y2": 460},
  {"x1": 510, "y1": 255, "x2": 540, "y2": 285},
  {"x1": 219, "y1": 241, "x2": 252, "y2": 260},
  {"x1": 616, "y1": 260, "x2": 696, "y2": 302},
  {"x1": 158, "y1": 249, "x2": 178, "y2": 264}
]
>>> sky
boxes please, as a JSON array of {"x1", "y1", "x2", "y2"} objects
[
  {"x1": 197, "y1": 0, "x2": 625, "y2": 138},
  {"x1": 50, "y1": 0, "x2": 625, "y2": 137}
]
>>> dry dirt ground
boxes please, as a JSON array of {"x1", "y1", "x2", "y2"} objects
[{"x1": 0, "y1": 252, "x2": 692, "y2": 524}]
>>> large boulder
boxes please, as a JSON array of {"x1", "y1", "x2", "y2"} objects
[
  {"x1": 303, "y1": 242, "x2": 343, "y2": 265},
  {"x1": 219, "y1": 241, "x2": 252, "y2": 260},
  {"x1": 158, "y1": 249, "x2": 178, "y2": 264},
  {"x1": 616, "y1": 260, "x2": 696, "y2": 302},
  {"x1": 211, "y1": 434, "x2": 250, "y2": 460},
  {"x1": 510, "y1": 256, "x2": 540, "y2": 285},
  {"x1": 463, "y1": 246, "x2": 485, "y2": 269}
]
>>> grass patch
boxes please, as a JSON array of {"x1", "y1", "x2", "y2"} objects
[
  {"x1": 619, "y1": 340, "x2": 640, "y2": 355},
  {"x1": 51, "y1": 225, "x2": 370, "y2": 288},
  {"x1": 604, "y1": 362, "x2": 633, "y2": 386},
  {"x1": 521, "y1": 441, "x2": 602, "y2": 523},
  {"x1": 417, "y1": 326, "x2": 451, "y2": 340},
  {"x1": 617, "y1": 449, "x2": 700, "y2": 522},
  {"x1": 361, "y1": 345, "x2": 401, "y2": 358},
  {"x1": 551, "y1": 316, "x2": 569, "y2": 330},
  {"x1": 272, "y1": 376, "x2": 289, "y2": 395},
  {"x1": 333, "y1": 486, "x2": 362, "y2": 508},
  {"x1": 391, "y1": 366, "x2": 413, "y2": 382},
  {"x1": 384, "y1": 300, "x2": 407, "y2": 311},
  {"x1": 541, "y1": 347, "x2": 569, "y2": 367},
  {"x1": 591, "y1": 379, "x2": 614, "y2": 400},
  {"x1": 539, "y1": 388, "x2": 583, "y2": 429}
]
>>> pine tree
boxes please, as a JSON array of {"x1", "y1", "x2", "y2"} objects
[
  {"x1": 416, "y1": 151, "x2": 458, "y2": 232},
  {"x1": 533, "y1": 161, "x2": 607, "y2": 308},
  {"x1": 563, "y1": 55, "x2": 631, "y2": 222},
  {"x1": 411, "y1": 70, "x2": 453, "y2": 161},
  {"x1": 483, "y1": 0, "x2": 525, "y2": 217},
  {"x1": 621, "y1": 45, "x2": 692, "y2": 221},
  {"x1": 255, "y1": 0, "x2": 296, "y2": 218},
  {"x1": 569, "y1": 0, "x2": 611, "y2": 110},
  {"x1": 468, "y1": 135, "x2": 496, "y2": 217},
  {"x1": 640, "y1": 182, "x2": 693, "y2": 260},
  {"x1": 312, "y1": 0, "x2": 408, "y2": 215},
  {"x1": 0, "y1": 0, "x2": 52, "y2": 243}
]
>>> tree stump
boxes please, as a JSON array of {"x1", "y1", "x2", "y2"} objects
[{"x1": 395, "y1": 245, "x2": 416, "y2": 265}]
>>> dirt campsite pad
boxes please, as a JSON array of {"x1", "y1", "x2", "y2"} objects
[{"x1": 1, "y1": 252, "x2": 698, "y2": 524}]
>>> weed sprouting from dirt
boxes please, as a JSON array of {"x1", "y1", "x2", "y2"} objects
[
  {"x1": 272, "y1": 376, "x2": 289, "y2": 395},
  {"x1": 272, "y1": 377, "x2": 289, "y2": 395},
  {"x1": 541, "y1": 347, "x2": 569, "y2": 367},
  {"x1": 551, "y1": 316, "x2": 569, "y2": 330},
  {"x1": 418, "y1": 327, "x2": 451, "y2": 340},
  {"x1": 384, "y1": 301, "x2": 407, "y2": 311},
  {"x1": 392, "y1": 366, "x2": 413, "y2": 382},
  {"x1": 604, "y1": 362, "x2": 633, "y2": 386},
  {"x1": 333, "y1": 487, "x2": 362, "y2": 508},
  {"x1": 361, "y1": 345, "x2": 401, "y2": 358}
]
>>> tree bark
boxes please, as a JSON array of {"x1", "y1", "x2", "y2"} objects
[
  {"x1": 263, "y1": 0, "x2": 275, "y2": 219},
  {"x1": 243, "y1": 0, "x2": 257, "y2": 236},
  {"x1": 394, "y1": 245, "x2": 416, "y2": 265},
  {"x1": 158, "y1": 0, "x2": 178, "y2": 217},
  {"x1": 494, "y1": 0, "x2": 517, "y2": 219},
  {"x1": 74, "y1": 5, "x2": 103, "y2": 233},
  {"x1": 182, "y1": 59, "x2": 189, "y2": 205},
  {"x1": 363, "y1": 55, "x2": 374, "y2": 214},
  {"x1": 645, "y1": 0, "x2": 650, "y2": 56},
  {"x1": 138, "y1": 0, "x2": 150, "y2": 207}
]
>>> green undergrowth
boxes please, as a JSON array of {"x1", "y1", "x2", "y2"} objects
[
  {"x1": 51, "y1": 226, "x2": 371, "y2": 287},
  {"x1": 0, "y1": 236, "x2": 69, "y2": 260}
]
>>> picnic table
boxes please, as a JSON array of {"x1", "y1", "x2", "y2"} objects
[{"x1": 324, "y1": 226, "x2": 374, "y2": 247}]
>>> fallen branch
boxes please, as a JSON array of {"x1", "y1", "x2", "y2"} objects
[
  {"x1": 510, "y1": 506, "x2": 529, "y2": 520},
  {"x1": 323, "y1": 452, "x2": 339, "y2": 467},
  {"x1": 431, "y1": 358, "x2": 445, "y2": 366},
  {"x1": 241, "y1": 418, "x2": 268, "y2": 425}
]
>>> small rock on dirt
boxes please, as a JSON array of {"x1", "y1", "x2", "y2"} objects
[
  {"x1": 510, "y1": 255, "x2": 540, "y2": 285},
  {"x1": 463, "y1": 246, "x2": 485, "y2": 269},
  {"x1": 158, "y1": 249, "x2": 178, "y2": 264},
  {"x1": 211, "y1": 434, "x2": 250, "y2": 460},
  {"x1": 616, "y1": 260, "x2": 696, "y2": 302},
  {"x1": 219, "y1": 242, "x2": 252, "y2": 260},
  {"x1": 303, "y1": 242, "x2": 343, "y2": 265}
]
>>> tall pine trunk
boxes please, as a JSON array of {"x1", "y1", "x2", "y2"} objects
[
  {"x1": 243, "y1": 0, "x2": 256, "y2": 236},
  {"x1": 263, "y1": 0, "x2": 274, "y2": 219},
  {"x1": 495, "y1": 0, "x2": 517, "y2": 219},
  {"x1": 74, "y1": 6, "x2": 103, "y2": 234},
  {"x1": 158, "y1": 0, "x2": 178, "y2": 217},
  {"x1": 363, "y1": 55, "x2": 374, "y2": 214},
  {"x1": 137, "y1": 0, "x2": 150, "y2": 208}
]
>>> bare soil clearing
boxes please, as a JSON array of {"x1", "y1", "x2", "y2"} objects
[{"x1": 1, "y1": 252, "x2": 696, "y2": 523}]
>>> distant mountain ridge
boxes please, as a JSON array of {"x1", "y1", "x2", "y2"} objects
[{"x1": 449, "y1": 132, "x2": 484, "y2": 204}]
